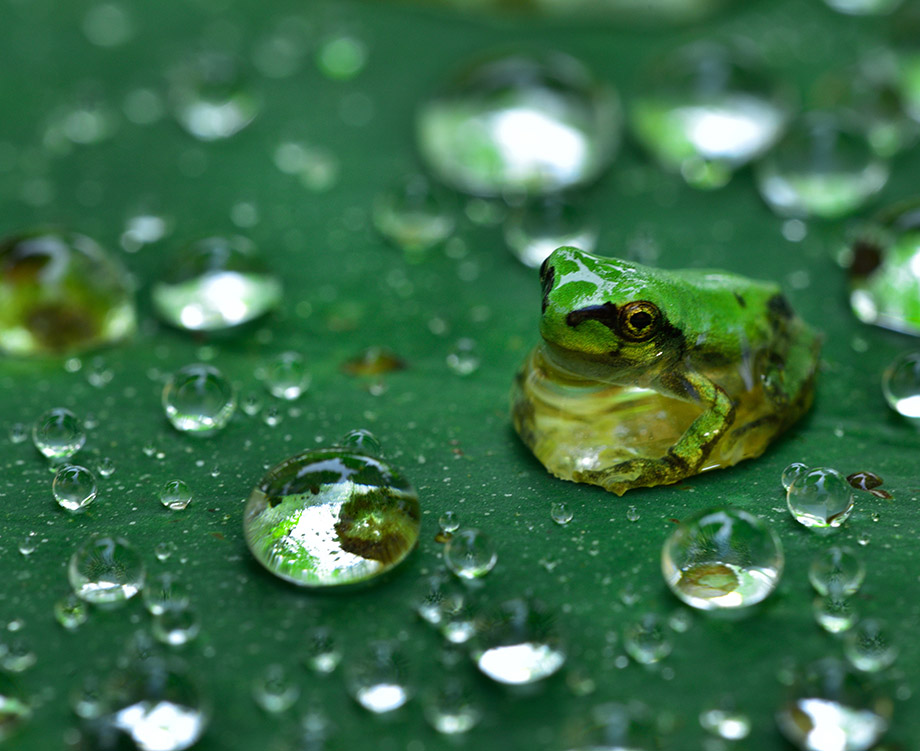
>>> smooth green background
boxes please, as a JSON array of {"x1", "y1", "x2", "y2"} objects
[{"x1": 0, "y1": 0, "x2": 918, "y2": 748}]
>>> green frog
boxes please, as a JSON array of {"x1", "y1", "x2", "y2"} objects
[{"x1": 512, "y1": 247, "x2": 821, "y2": 495}]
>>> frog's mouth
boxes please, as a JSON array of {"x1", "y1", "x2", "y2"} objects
[{"x1": 540, "y1": 340, "x2": 639, "y2": 386}]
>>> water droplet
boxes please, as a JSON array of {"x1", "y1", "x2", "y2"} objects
[
  {"x1": 55, "y1": 593, "x2": 90, "y2": 630},
  {"x1": 120, "y1": 212, "x2": 169, "y2": 253},
  {"x1": 33, "y1": 408, "x2": 86, "y2": 462},
  {"x1": 822, "y1": 0, "x2": 903, "y2": 14},
  {"x1": 1, "y1": 641, "x2": 36, "y2": 673},
  {"x1": 252, "y1": 663, "x2": 299, "y2": 714},
  {"x1": 756, "y1": 112, "x2": 888, "y2": 219},
  {"x1": 844, "y1": 619, "x2": 898, "y2": 672},
  {"x1": 240, "y1": 392, "x2": 263, "y2": 417},
  {"x1": 813, "y1": 594, "x2": 858, "y2": 634},
  {"x1": 438, "y1": 510, "x2": 459, "y2": 534},
  {"x1": 445, "y1": 338, "x2": 480, "y2": 376},
  {"x1": 17, "y1": 533, "x2": 37, "y2": 557},
  {"x1": 263, "y1": 351, "x2": 310, "y2": 400},
  {"x1": 416, "y1": 51, "x2": 621, "y2": 198},
  {"x1": 169, "y1": 51, "x2": 259, "y2": 141},
  {"x1": 787, "y1": 467, "x2": 855, "y2": 530},
  {"x1": 345, "y1": 641, "x2": 412, "y2": 714},
  {"x1": 272, "y1": 141, "x2": 340, "y2": 192},
  {"x1": 422, "y1": 677, "x2": 482, "y2": 735},
  {"x1": 776, "y1": 658, "x2": 891, "y2": 751},
  {"x1": 340, "y1": 428, "x2": 381, "y2": 456},
  {"x1": 700, "y1": 699, "x2": 751, "y2": 740},
  {"x1": 809, "y1": 546, "x2": 865, "y2": 597},
  {"x1": 473, "y1": 598, "x2": 566, "y2": 685},
  {"x1": 158, "y1": 479, "x2": 192, "y2": 512},
  {"x1": 415, "y1": 574, "x2": 467, "y2": 626},
  {"x1": 623, "y1": 613, "x2": 671, "y2": 664},
  {"x1": 629, "y1": 41, "x2": 793, "y2": 189},
  {"x1": 550, "y1": 502, "x2": 573, "y2": 525},
  {"x1": 108, "y1": 658, "x2": 209, "y2": 751},
  {"x1": 152, "y1": 607, "x2": 201, "y2": 647},
  {"x1": 162, "y1": 364, "x2": 236, "y2": 436},
  {"x1": 243, "y1": 447, "x2": 420, "y2": 587},
  {"x1": 316, "y1": 33, "x2": 367, "y2": 81},
  {"x1": 97, "y1": 456, "x2": 115, "y2": 477},
  {"x1": 0, "y1": 231, "x2": 135, "y2": 355},
  {"x1": 8, "y1": 423, "x2": 27, "y2": 444},
  {"x1": 152, "y1": 236, "x2": 281, "y2": 332},
  {"x1": 262, "y1": 406, "x2": 282, "y2": 427},
  {"x1": 444, "y1": 528, "x2": 497, "y2": 579},
  {"x1": 0, "y1": 675, "x2": 30, "y2": 741},
  {"x1": 154, "y1": 541, "x2": 177, "y2": 563},
  {"x1": 626, "y1": 505, "x2": 640, "y2": 522},
  {"x1": 661, "y1": 507, "x2": 784, "y2": 611},
  {"x1": 70, "y1": 672, "x2": 107, "y2": 719},
  {"x1": 880, "y1": 351, "x2": 920, "y2": 419},
  {"x1": 302, "y1": 626, "x2": 342, "y2": 674},
  {"x1": 68, "y1": 535, "x2": 145, "y2": 604},
  {"x1": 667, "y1": 609, "x2": 693, "y2": 633},
  {"x1": 142, "y1": 573, "x2": 190, "y2": 616},
  {"x1": 83, "y1": 3, "x2": 134, "y2": 47},
  {"x1": 52, "y1": 464, "x2": 97, "y2": 511},
  {"x1": 372, "y1": 175, "x2": 455, "y2": 255},
  {"x1": 782, "y1": 462, "x2": 809, "y2": 490},
  {"x1": 503, "y1": 197, "x2": 599, "y2": 268}
]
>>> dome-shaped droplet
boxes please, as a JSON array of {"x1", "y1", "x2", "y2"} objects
[
  {"x1": 416, "y1": 51, "x2": 621, "y2": 198},
  {"x1": 0, "y1": 230, "x2": 136, "y2": 356},
  {"x1": 882, "y1": 350, "x2": 920, "y2": 418},
  {"x1": 52, "y1": 464, "x2": 97, "y2": 511},
  {"x1": 159, "y1": 479, "x2": 192, "y2": 511},
  {"x1": 372, "y1": 175, "x2": 456, "y2": 255},
  {"x1": 263, "y1": 351, "x2": 310, "y2": 400},
  {"x1": 152, "y1": 236, "x2": 281, "y2": 332},
  {"x1": 782, "y1": 462, "x2": 809, "y2": 491},
  {"x1": 787, "y1": 467, "x2": 855, "y2": 530},
  {"x1": 623, "y1": 613, "x2": 672, "y2": 664},
  {"x1": 243, "y1": 447, "x2": 420, "y2": 587},
  {"x1": 443, "y1": 528, "x2": 497, "y2": 579},
  {"x1": 809, "y1": 546, "x2": 865, "y2": 597},
  {"x1": 629, "y1": 41, "x2": 793, "y2": 189},
  {"x1": 661, "y1": 507, "x2": 784, "y2": 611},
  {"x1": 162, "y1": 364, "x2": 236, "y2": 435},
  {"x1": 345, "y1": 641, "x2": 412, "y2": 714},
  {"x1": 843, "y1": 619, "x2": 898, "y2": 672},
  {"x1": 33, "y1": 408, "x2": 86, "y2": 461},
  {"x1": 68, "y1": 535, "x2": 145, "y2": 604}
]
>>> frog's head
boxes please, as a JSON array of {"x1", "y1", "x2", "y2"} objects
[{"x1": 538, "y1": 246, "x2": 683, "y2": 382}]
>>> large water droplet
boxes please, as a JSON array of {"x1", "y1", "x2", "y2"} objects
[
  {"x1": 787, "y1": 467, "x2": 855, "y2": 530},
  {"x1": 151, "y1": 236, "x2": 281, "y2": 332},
  {"x1": 243, "y1": 446, "x2": 420, "y2": 587},
  {"x1": 629, "y1": 41, "x2": 793, "y2": 189},
  {"x1": 416, "y1": 51, "x2": 621, "y2": 198},
  {"x1": 52, "y1": 464, "x2": 97, "y2": 511},
  {"x1": 0, "y1": 231, "x2": 135, "y2": 356},
  {"x1": 661, "y1": 507, "x2": 783, "y2": 611},
  {"x1": 345, "y1": 641, "x2": 412, "y2": 714},
  {"x1": 162, "y1": 364, "x2": 236, "y2": 436},
  {"x1": 68, "y1": 535, "x2": 145, "y2": 604},
  {"x1": 33, "y1": 408, "x2": 86, "y2": 462}
]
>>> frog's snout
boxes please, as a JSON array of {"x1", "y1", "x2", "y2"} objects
[{"x1": 539, "y1": 257, "x2": 556, "y2": 314}]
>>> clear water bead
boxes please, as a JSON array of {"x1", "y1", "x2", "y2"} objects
[
  {"x1": 302, "y1": 626, "x2": 342, "y2": 674},
  {"x1": 472, "y1": 598, "x2": 566, "y2": 685},
  {"x1": 699, "y1": 700, "x2": 751, "y2": 740},
  {"x1": 8, "y1": 423, "x2": 27, "y2": 444},
  {"x1": 883, "y1": 351, "x2": 920, "y2": 418},
  {"x1": 54, "y1": 593, "x2": 89, "y2": 630},
  {"x1": 444, "y1": 528, "x2": 497, "y2": 579},
  {"x1": 661, "y1": 507, "x2": 784, "y2": 611},
  {"x1": 162, "y1": 364, "x2": 236, "y2": 436},
  {"x1": 550, "y1": 502, "x2": 573, "y2": 525},
  {"x1": 629, "y1": 41, "x2": 793, "y2": 189},
  {"x1": 264, "y1": 351, "x2": 310, "y2": 400},
  {"x1": 756, "y1": 113, "x2": 888, "y2": 220},
  {"x1": 446, "y1": 338, "x2": 481, "y2": 376},
  {"x1": 143, "y1": 573, "x2": 191, "y2": 615},
  {"x1": 623, "y1": 613, "x2": 672, "y2": 665},
  {"x1": 68, "y1": 535, "x2": 145, "y2": 604},
  {"x1": 503, "y1": 197, "x2": 598, "y2": 269},
  {"x1": 844, "y1": 619, "x2": 898, "y2": 672},
  {"x1": 787, "y1": 467, "x2": 855, "y2": 530},
  {"x1": 159, "y1": 479, "x2": 192, "y2": 511},
  {"x1": 340, "y1": 428, "x2": 382, "y2": 456},
  {"x1": 416, "y1": 51, "x2": 621, "y2": 198},
  {"x1": 152, "y1": 607, "x2": 200, "y2": 647},
  {"x1": 438, "y1": 510, "x2": 459, "y2": 534},
  {"x1": 372, "y1": 175, "x2": 455, "y2": 255},
  {"x1": 809, "y1": 546, "x2": 865, "y2": 596},
  {"x1": 423, "y1": 677, "x2": 482, "y2": 735},
  {"x1": 345, "y1": 641, "x2": 412, "y2": 714},
  {"x1": 777, "y1": 658, "x2": 891, "y2": 751},
  {"x1": 152, "y1": 236, "x2": 281, "y2": 332},
  {"x1": 252, "y1": 664, "x2": 299, "y2": 713},
  {"x1": 32, "y1": 408, "x2": 85, "y2": 461},
  {"x1": 52, "y1": 464, "x2": 97, "y2": 511},
  {"x1": 782, "y1": 462, "x2": 809, "y2": 490},
  {"x1": 813, "y1": 594, "x2": 858, "y2": 634},
  {"x1": 0, "y1": 230, "x2": 136, "y2": 356},
  {"x1": 243, "y1": 447, "x2": 420, "y2": 587}
]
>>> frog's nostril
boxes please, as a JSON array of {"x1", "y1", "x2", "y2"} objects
[{"x1": 540, "y1": 263, "x2": 555, "y2": 314}]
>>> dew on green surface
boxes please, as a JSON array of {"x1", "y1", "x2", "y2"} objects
[
  {"x1": 416, "y1": 574, "x2": 467, "y2": 627},
  {"x1": 846, "y1": 471, "x2": 884, "y2": 493},
  {"x1": 776, "y1": 658, "x2": 891, "y2": 751},
  {"x1": 262, "y1": 406, "x2": 282, "y2": 427},
  {"x1": 444, "y1": 528, "x2": 497, "y2": 580},
  {"x1": 272, "y1": 141, "x2": 341, "y2": 192},
  {"x1": 240, "y1": 392, "x2": 263, "y2": 417},
  {"x1": 154, "y1": 542, "x2": 177, "y2": 563},
  {"x1": 169, "y1": 51, "x2": 259, "y2": 141},
  {"x1": 822, "y1": 0, "x2": 902, "y2": 14},
  {"x1": 623, "y1": 613, "x2": 671, "y2": 665},
  {"x1": 626, "y1": 505, "x2": 640, "y2": 523},
  {"x1": 18, "y1": 533, "x2": 37, "y2": 557},
  {"x1": 55, "y1": 593, "x2": 90, "y2": 630},
  {"x1": 629, "y1": 41, "x2": 793, "y2": 189},
  {"x1": 782, "y1": 462, "x2": 809, "y2": 491},
  {"x1": 108, "y1": 658, "x2": 209, "y2": 751},
  {"x1": 152, "y1": 236, "x2": 281, "y2": 332},
  {"x1": 68, "y1": 535, "x2": 145, "y2": 604},
  {"x1": 813, "y1": 594, "x2": 858, "y2": 634},
  {"x1": 340, "y1": 428, "x2": 382, "y2": 456},
  {"x1": 8, "y1": 423, "x2": 27, "y2": 444},
  {"x1": 756, "y1": 113, "x2": 888, "y2": 220},
  {"x1": 472, "y1": 598, "x2": 566, "y2": 685},
  {"x1": 844, "y1": 619, "x2": 898, "y2": 672},
  {"x1": 0, "y1": 230, "x2": 135, "y2": 356},
  {"x1": 33, "y1": 408, "x2": 85, "y2": 462},
  {"x1": 445, "y1": 338, "x2": 480, "y2": 376},
  {"x1": 787, "y1": 467, "x2": 855, "y2": 530},
  {"x1": 302, "y1": 626, "x2": 342, "y2": 674},
  {"x1": 97, "y1": 456, "x2": 115, "y2": 478},
  {"x1": 416, "y1": 51, "x2": 621, "y2": 198},
  {"x1": 438, "y1": 510, "x2": 459, "y2": 534},
  {"x1": 120, "y1": 213, "x2": 169, "y2": 254},
  {"x1": 422, "y1": 676, "x2": 482, "y2": 735},
  {"x1": 0, "y1": 675, "x2": 30, "y2": 742},
  {"x1": 550, "y1": 502, "x2": 573, "y2": 526},
  {"x1": 70, "y1": 672, "x2": 107, "y2": 720},
  {"x1": 243, "y1": 446, "x2": 420, "y2": 587},
  {"x1": 52, "y1": 464, "x2": 97, "y2": 511},
  {"x1": 882, "y1": 352, "x2": 920, "y2": 419},
  {"x1": 263, "y1": 351, "x2": 310, "y2": 400},
  {"x1": 667, "y1": 609, "x2": 693, "y2": 633},
  {"x1": 1, "y1": 641, "x2": 36, "y2": 673},
  {"x1": 661, "y1": 507, "x2": 784, "y2": 611},
  {"x1": 345, "y1": 641, "x2": 412, "y2": 714},
  {"x1": 699, "y1": 699, "x2": 751, "y2": 740},
  {"x1": 152, "y1": 608, "x2": 200, "y2": 647},
  {"x1": 503, "y1": 197, "x2": 598, "y2": 268},
  {"x1": 316, "y1": 33, "x2": 367, "y2": 80},
  {"x1": 809, "y1": 546, "x2": 865, "y2": 597},
  {"x1": 372, "y1": 175, "x2": 455, "y2": 255},
  {"x1": 142, "y1": 574, "x2": 190, "y2": 616},
  {"x1": 159, "y1": 480, "x2": 192, "y2": 511},
  {"x1": 162, "y1": 364, "x2": 236, "y2": 436}
]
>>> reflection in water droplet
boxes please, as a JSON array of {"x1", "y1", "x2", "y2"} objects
[
  {"x1": 844, "y1": 619, "x2": 898, "y2": 672},
  {"x1": 252, "y1": 663, "x2": 299, "y2": 713},
  {"x1": 18, "y1": 533, "x2": 37, "y2": 557},
  {"x1": 444, "y1": 529, "x2": 497, "y2": 579},
  {"x1": 0, "y1": 231, "x2": 136, "y2": 356},
  {"x1": 33, "y1": 408, "x2": 86, "y2": 462},
  {"x1": 372, "y1": 175, "x2": 455, "y2": 255},
  {"x1": 264, "y1": 351, "x2": 311, "y2": 400},
  {"x1": 809, "y1": 546, "x2": 865, "y2": 596},
  {"x1": 55, "y1": 593, "x2": 90, "y2": 630},
  {"x1": 623, "y1": 613, "x2": 671, "y2": 664},
  {"x1": 813, "y1": 594, "x2": 857, "y2": 634},
  {"x1": 416, "y1": 51, "x2": 621, "y2": 198},
  {"x1": 52, "y1": 464, "x2": 97, "y2": 511},
  {"x1": 438, "y1": 511, "x2": 459, "y2": 534},
  {"x1": 423, "y1": 677, "x2": 482, "y2": 735},
  {"x1": 626, "y1": 505, "x2": 640, "y2": 522},
  {"x1": 159, "y1": 480, "x2": 192, "y2": 511},
  {"x1": 550, "y1": 502, "x2": 573, "y2": 525},
  {"x1": 782, "y1": 462, "x2": 809, "y2": 490},
  {"x1": 882, "y1": 350, "x2": 920, "y2": 417},
  {"x1": 154, "y1": 542, "x2": 177, "y2": 563},
  {"x1": 243, "y1": 447, "x2": 420, "y2": 587},
  {"x1": 68, "y1": 535, "x2": 145, "y2": 604},
  {"x1": 303, "y1": 626, "x2": 342, "y2": 674},
  {"x1": 143, "y1": 574, "x2": 191, "y2": 616},
  {"x1": 97, "y1": 456, "x2": 116, "y2": 477},
  {"x1": 787, "y1": 467, "x2": 855, "y2": 530},
  {"x1": 340, "y1": 428, "x2": 381, "y2": 456},
  {"x1": 503, "y1": 198, "x2": 598, "y2": 268},
  {"x1": 152, "y1": 236, "x2": 281, "y2": 332},
  {"x1": 662, "y1": 507, "x2": 783, "y2": 610},
  {"x1": 162, "y1": 364, "x2": 237, "y2": 436},
  {"x1": 345, "y1": 641, "x2": 412, "y2": 714}
]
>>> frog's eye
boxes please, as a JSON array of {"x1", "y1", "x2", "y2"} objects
[{"x1": 618, "y1": 301, "x2": 660, "y2": 342}]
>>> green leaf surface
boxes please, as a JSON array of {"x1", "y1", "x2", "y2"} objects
[{"x1": 1, "y1": 0, "x2": 918, "y2": 749}]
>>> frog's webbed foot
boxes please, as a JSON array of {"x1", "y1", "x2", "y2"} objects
[{"x1": 574, "y1": 454, "x2": 690, "y2": 496}]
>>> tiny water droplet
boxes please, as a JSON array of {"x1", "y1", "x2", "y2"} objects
[
  {"x1": 446, "y1": 338, "x2": 480, "y2": 376},
  {"x1": 52, "y1": 464, "x2": 97, "y2": 512},
  {"x1": 813, "y1": 593, "x2": 858, "y2": 633},
  {"x1": 152, "y1": 607, "x2": 200, "y2": 647},
  {"x1": 8, "y1": 423, "x2": 27, "y2": 444},
  {"x1": 699, "y1": 700, "x2": 751, "y2": 740},
  {"x1": 262, "y1": 406, "x2": 283, "y2": 427},
  {"x1": 626, "y1": 505, "x2": 640, "y2": 522},
  {"x1": 623, "y1": 613, "x2": 671, "y2": 664},
  {"x1": 422, "y1": 677, "x2": 482, "y2": 735},
  {"x1": 781, "y1": 462, "x2": 809, "y2": 490},
  {"x1": 240, "y1": 392, "x2": 263, "y2": 417},
  {"x1": 264, "y1": 351, "x2": 310, "y2": 400},
  {"x1": 97, "y1": 456, "x2": 115, "y2": 477},
  {"x1": 787, "y1": 467, "x2": 855, "y2": 530},
  {"x1": 550, "y1": 502, "x2": 573, "y2": 525},
  {"x1": 154, "y1": 541, "x2": 177, "y2": 563},
  {"x1": 372, "y1": 175, "x2": 455, "y2": 255},
  {"x1": 0, "y1": 640, "x2": 36, "y2": 673},
  {"x1": 32, "y1": 408, "x2": 86, "y2": 462},
  {"x1": 159, "y1": 479, "x2": 192, "y2": 511},
  {"x1": 162, "y1": 364, "x2": 236, "y2": 435},
  {"x1": 142, "y1": 573, "x2": 190, "y2": 615},
  {"x1": 18, "y1": 533, "x2": 37, "y2": 557},
  {"x1": 252, "y1": 663, "x2": 300, "y2": 713},
  {"x1": 302, "y1": 626, "x2": 342, "y2": 674},
  {"x1": 503, "y1": 196, "x2": 598, "y2": 268},
  {"x1": 444, "y1": 529, "x2": 497, "y2": 579},
  {"x1": 438, "y1": 510, "x2": 459, "y2": 534},
  {"x1": 54, "y1": 593, "x2": 90, "y2": 630}
]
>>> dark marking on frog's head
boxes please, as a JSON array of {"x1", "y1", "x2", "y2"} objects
[
  {"x1": 734, "y1": 292, "x2": 746, "y2": 308},
  {"x1": 539, "y1": 258, "x2": 555, "y2": 314},
  {"x1": 565, "y1": 302, "x2": 618, "y2": 330},
  {"x1": 767, "y1": 294, "x2": 793, "y2": 320}
]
